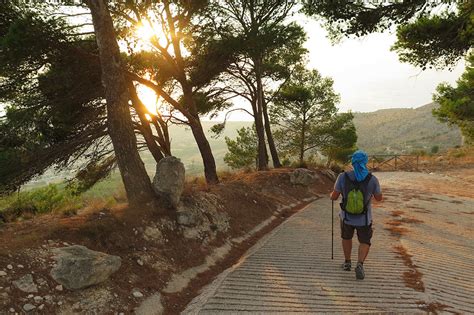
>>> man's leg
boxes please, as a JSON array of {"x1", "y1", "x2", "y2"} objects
[
  {"x1": 355, "y1": 225, "x2": 373, "y2": 280},
  {"x1": 340, "y1": 220, "x2": 355, "y2": 271},
  {"x1": 358, "y1": 243, "x2": 370, "y2": 263},
  {"x1": 342, "y1": 239, "x2": 352, "y2": 261}
]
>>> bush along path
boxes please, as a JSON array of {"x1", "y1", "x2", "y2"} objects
[{"x1": 184, "y1": 171, "x2": 474, "y2": 314}]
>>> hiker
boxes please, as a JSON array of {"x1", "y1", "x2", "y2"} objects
[{"x1": 330, "y1": 150, "x2": 383, "y2": 280}]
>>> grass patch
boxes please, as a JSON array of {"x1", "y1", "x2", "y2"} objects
[
  {"x1": 0, "y1": 179, "x2": 123, "y2": 223},
  {"x1": 0, "y1": 184, "x2": 82, "y2": 219}
]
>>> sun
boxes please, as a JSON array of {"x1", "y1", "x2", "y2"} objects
[
  {"x1": 136, "y1": 84, "x2": 159, "y2": 115},
  {"x1": 135, "y1": 22, "x2": 156, "y2": 41}
]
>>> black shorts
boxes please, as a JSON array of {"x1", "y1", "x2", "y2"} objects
[{"x1": 340, "y1": 219, "x2": 373, "y2": 245}]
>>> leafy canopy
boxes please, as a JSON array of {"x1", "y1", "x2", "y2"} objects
[
  {"x1": 271, "y1": 66, "x2": 357, "y2": 163},
  {"x1": 433, "y1": 52, "x2": 474, "y2": 145},
  {"x1": 224, "y1": 126, "x2": 257, "y2": 170}
]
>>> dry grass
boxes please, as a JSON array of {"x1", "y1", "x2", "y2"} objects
[{"x1": 394, "y1": 245, "x2": 425, "y2": 292}]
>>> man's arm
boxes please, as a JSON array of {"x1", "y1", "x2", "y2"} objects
[
  {"x1": 330, "y1": 190, "x2": 341, "y2": 200},
  {"x1": 330, "y1": 173, "x2": 343, "y2": 200},
  {"x1": 372, "y1": 176, "x2": 383, "y2": 201}
]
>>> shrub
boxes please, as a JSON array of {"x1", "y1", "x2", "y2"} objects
[{"x1": 1, "y1": 184, "x2": 83, "y2": 221}]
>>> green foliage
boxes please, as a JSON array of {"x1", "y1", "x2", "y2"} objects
[
  {"x1": 0, "y1": 4, "x2": 110, "y2": 193},
  {"x1": 433, "y1": 52, "x2": 474, "y2": 145},
  {"x1": 391, "y1": 1, "x2": 473, "y2": 69},
  {"x1": 272, "y1": 66, "x2": 356, "y2": 163},
  {"x1": 224, "y1": 127, "x2": 257, "y2": 169},
  {"x1": 431, "y1": 145, "x2": 439, "y2": 154},
  {"x1": 411, "y1": 149, "x2": 427, "y2": 156},
  {"x1": 303, "y1": 1, "x2": 473, "y2": 69},
  {"x1": 1, "y1": 184, "x2": 82, "y2": 216}
]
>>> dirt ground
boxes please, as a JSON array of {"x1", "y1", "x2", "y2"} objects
[
  {"x1": 0, "y1": 168, "x2": 334, "y2": 314},
  {"x1": 182, "y1": 166, "x2": 474, "y2": 314},
  {"x1": 375, "y1": 167, "x2": 474, "y2": 313}
]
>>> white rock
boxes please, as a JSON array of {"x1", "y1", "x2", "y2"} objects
[
  {"x1": 33, "y1": 296, "x2": 43, "y2": 303},
  {"x1": 6, "y1": 265, "x2": 13, "y2": 270},
  {"x1": 9, "y1": 308, "x2": 14, "y2": 313},
  {"x1": 23, "y1": 304, "x2": 36, "y2": 312},
  {"x1": 13, "y1": 274, "x2": 38, "y2": 293},
  {"x1": 27, "y1": 294, "x2": 34, "y2": 298},
  {"x1": 17, "y1": 265, "x2": 24, "y2": 269},
  {"x1": 137, "y1": 259, "x2": 144, "y2": 266},
  {"x1": 50, "y1": 245, "x2": 121, "y2": 290},
  {"x1": 57, "y1": 301, "x2": 63, "y2": 306},
  {"x1": 132, "y1": 290, "x2": 144, "y2": 298},
  {"x1": 55, "y1": 284, "x2": 63, "y2": 291},
  {"x1": 0, "y1": 271, "x2": 7, "y2": 276},
  {"x1": 38, "y1": 304, "x2": 45, "y2": 310}
]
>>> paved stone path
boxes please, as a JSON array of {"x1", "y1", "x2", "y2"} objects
[{"x1": 184, "y1": 172, "x2": 474, "y2": 314}]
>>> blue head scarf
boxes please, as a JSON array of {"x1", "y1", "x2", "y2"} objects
[{"x1": 351, "y1": 150, "x2": 369, "y2": 182}]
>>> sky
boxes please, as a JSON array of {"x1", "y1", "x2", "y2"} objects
[{"x1": 217, "y1": 17, "x2": 465, "y2": 121}]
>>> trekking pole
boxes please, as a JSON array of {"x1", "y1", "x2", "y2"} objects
[{"x1": 331, "y1": 200, "x2": 334, "y2": 260}]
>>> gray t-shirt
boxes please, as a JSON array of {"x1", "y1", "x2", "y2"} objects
[{"x1": 335, "y1": 171, "x2": 381, "y2": 226}]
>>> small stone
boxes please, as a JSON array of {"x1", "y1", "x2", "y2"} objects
[
  {"x1": 13, "y1": 274, "x2": 38, "y2": 293},
  {"x1": 44, "y1": 295, "x2": 52, "y2": 301},
  {"x1": 38, "y1": 304, "x2": 45, "y2": 310},
  {"x1": 55, "y1": 284, "x2": 63, "y2": 291},
  {"x1": 23, "y1": 304, "x2": 36, "y2": 312},
  {"x1": 17, "y1": 265, "x2": 24, "y2": 269},
  {"x1": 0, "y1": 271, "x2": 6, "y2": 276},
  {"x1": 9, "y1": 308, "x2": 14, "y2": 313},
  {"x1": 6, "y1": 265, "x2": 13, "y2": 270},
  {"x1": 132, "y1": 290, "x2": 144, "y2": 298},
  {"x1": 57, "y1": 301, "x2": 63, "y2": 306},
  {"x1": 72, "y1": 302, "x2": 81, "y2": 310},
  {"x1": 137, "y1": 259, "x2": 144, "y2": 266},
  {"x1": 27, "y1": 294, "x2": 34, "y2": 298},
  {"x1": 33, "y1": 296, "x2": 43, "y2": 303}
]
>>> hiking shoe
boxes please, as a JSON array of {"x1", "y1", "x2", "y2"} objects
[
  {"x1": 355, "y1": 262, "x2": 365, "y2": 280},
  {"x1": 342, "y1": 261, "x2": 351, "y2": 271}
]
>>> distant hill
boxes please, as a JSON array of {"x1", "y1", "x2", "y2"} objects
[
  {"x1": 20, "y1": 104, "x2": 462, "y2": 189},
  {"x1": 353, "y1": 103, "x2": 462, "y2": 154}
]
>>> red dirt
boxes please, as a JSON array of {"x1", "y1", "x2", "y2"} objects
[
  {"x1": 394, "y1": 245, "x2": 425, "y2": 292},
  {"x1": 416, "y1": 300, "x2": 449, "y2": 314}
]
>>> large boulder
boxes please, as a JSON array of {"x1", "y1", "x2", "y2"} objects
[
  {"x1": 153, "y1": 156, "x2": 186, "y2": 208},
  {"x1": 290, "y1": 168, "x2": 320, "y2": 186},
  {"x1": 50, "y1": 245, "x2": 121, "y2": 290}
]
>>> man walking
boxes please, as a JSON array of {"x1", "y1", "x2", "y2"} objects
[{"x1": 330, "y1": 150, "x2": 383, "y2": 280}]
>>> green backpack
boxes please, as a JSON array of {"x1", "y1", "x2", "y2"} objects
[{"x1": 342, "y1": 172, "x2": 372, "y2": 215}]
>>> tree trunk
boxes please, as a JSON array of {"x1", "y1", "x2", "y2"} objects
[
  {"x1": 254, "y1": 57, "x2": 269, "y2": 171},
  {"x1": 262, "y1": 98, "x2": 281, "y2": 168},
  {"x1": 299, "y1": 116, "x2": 306, "y2": 166},
  {"x1": 129, "y1": 83, "x2": 165, "y2": 163},
  {"x1": 188, "y1": 117, "x2": 219, "y2": 184},
  {"x1": 87, "y1": 0, "x2": 156, "y2": 208}
]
